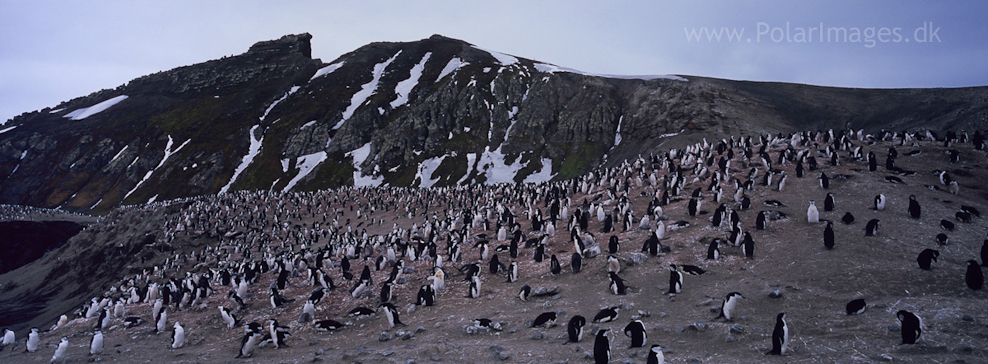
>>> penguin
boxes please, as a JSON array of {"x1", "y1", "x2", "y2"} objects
[
  {"x1": 681, "y1": 264, "x2": 706, "y2": 275},
  {"x1": 380, "y1": 282, "x2": 393, "y2": 303},
  {"x1": 26, "y1": 328, "x2": 40, "y2": 352},
  {"x1": 716, "y1": 292, "x2": 744, "y2": 321},
  {"x1": 1, "y1": 328, "x2": 12, "y2": 350},
  {"x1": 347, "y1": 306, "x2": 377, "y2": 319},
  {"x1": 300, "y1": 301, "x2": 315, "y2": 323},
  {"x1": 742, "y1": 232, "x2": 755, "y2": 259},
  {"x1": 936, "y1": 233, "x2": 949, "y2": 245},
  {"x1": 917, "y1": 249, "x2": 940, "y2": 270},
  {"x1": 874, "y1": 194, "x2": 886, "y2": 211},
  {"x1": 489, "y1": 254, "x2": 506, "y2": 274},
  {"x1": 468, "y1": 275, "x2": 481, "y2": 298},
  {"x1": 308, "y1": 287, "x2": 326, "y2": 304},
  {"x1": 238, "y1": 331, "x2": 263, "y2": 358},
  {"x1": 171, "y1": 322, "x2": 185, "y2": 349},
  {"x1": 819, "y1": 172, "x2": 830, "y2": 189},
  {"x1": 51, "y1": 337, "x2": 68, "y2": 363},
  {"x1": 755, "y1": 210, "x2": 767, "y2": 230},
  {"x1": 908, "y1": 195, "x2": 921, "y2": 219},
  {"x1": 567, "y1": 315, "x2": 586, "y2": 342},
  {"x1": 647, "y1": 344, "x2": 665, "y2": 364},
  {"x1": 706, "y1": 239, "x2": 720, "y2": 260},
  {"x1": 845, "y1": 298, "x2": 867, "y2": 315},
  {"x1": 824, "y1": 193, "x2": 836, "y2": 211},
  {"x1": 507, "y1": 261, "x2": 519, "y2": 282},
  {"x1": 982, "y1": 240, "x2": 988, "y2": 267},
  {"x1": 940, "y1": 219, "x2": 955, "y2": 231},
  {"x1": 841, "y1": 212, "x2": 854, "y2": 225},
  {"x1": 271, "y1": 287, "x2": 294, "y2": 308},
  {"x1": 571, "y1": 252, "x2": 583, "y2": 273},
  {"x1": 668, "y1": 265, "x2": 683, "y2": 294},
  {"x1": 608, "y1": 235, "x2": 620, "y2": 254},
  {"x1": 519, "y1": 285, "x2": 532, "y2": 301},
  {"x1": 95, "y1": 306, "x2": 110, "y2": 331},
  {"x1": 593, "y1": 329, "x2": 611, "y2": 364},
  {"x1": 156, "y1": 309, "x2": 168, "y2": 334},
  {"x1": 219, "y1": 306, "x2": 237, "y2": 329},
  {"x1": 688, "y1": 197, "x2": 699, "y2": 217},
  {"x1": 623, "y1": 320, "x2": 647, "y2": 348},
  {"x1": 531, "y1": 312, "x2": 557, "y2": 327},
  {"x1": 897, "y1": 310, "x2": 922, "y2": 344},
  {"x1": 379, "y1": 303, "x2": 405, "y2": 328},
  {"x1": 314, "y1": 319, "x2": 345, "y2": 331},
  {"x1": 607, "y1": 255, "x2": 621, "y2": 273},
  {"x1": 823, "y1": 221, "x2": 835, "y2": 250},
  {"x1": 416, "y1": 285, "x2": 436, "y2": 306},
  {"x1": 549, "y1": 254, "x2": 562, "y2": 275},
  {"x1": 609, "y1": 272, "x2": 628, "y2": 295},
  {"x1": 865, "y1": 219, "x2": 880, "y2": 236},
  {"x1": 965, "y1": 260, "x2": 984, "y2": 290},
  {"x1": 806, "y1": 201, "x2": 819, "y2": 223},
  {"x1": 266, "y1": 319, "x2": 290, "y2": 348},
  {"x1": 123, "y1": 317, "x2": 143, "y2": 328},
  {"x1": 593, "y1": 306, "x2": 621, "y2": 323},
  {"x1": 766, "y1": 312, "x2": 789, "y2": 355}
]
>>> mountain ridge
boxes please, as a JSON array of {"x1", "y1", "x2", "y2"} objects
[{"x1": 1, "y1": 33, "x2": 986, "y2": 212}]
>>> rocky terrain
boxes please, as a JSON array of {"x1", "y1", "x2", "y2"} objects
[
  {"x1": 1, "y1": 33, "x2": 987, "y2": 214},
  {"x1": 1, "y1": 130, "x2": 986, "y2": 363}
]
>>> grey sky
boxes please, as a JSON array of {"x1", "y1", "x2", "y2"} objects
[{"x1": 2, "y1": 1, "x2": 986, "y2": 124}]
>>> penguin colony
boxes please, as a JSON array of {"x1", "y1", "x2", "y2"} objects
[{"x1": 1, "y1": 129, "x2": 986, "y2": 362}]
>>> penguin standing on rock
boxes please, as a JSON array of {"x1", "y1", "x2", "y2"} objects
[
  {"x1": 716, "y1": 292, "x2": 744, "y2": 321},
  {"x1": 908, "y1": 195, "x2": 921, "y2": 219},
  {"x1": 807, "y1": 201, "x2": 819, "y2": 223},
  {"x1": 897, "y1": 310, "x2": 922, "y2": 344},
  {"x1": 824, "y1": 193, "x2": 836, "y2": 211},
  {"x1": 918, "y1": 250, "x2": 938, "y2": 269},
  {"x1": 874, "y1": 194, "x2": 886, "y2": 211},
  {"x1": 647, "y1": 344, "x2": 665, "y2": 364},
  {"x1": 668, "y1": 265, "x2": 683, "y2": 294},
  {"x1": 567, "y1": 315, "x2": 586, "y2": 343},
  {"x1": 624, "y1": 320, "x2": 647, "y2": 348},
  {"x1": 965, "y1": 260, "x2": 984, "y2": 290},
  {"x1": 593, "y1": 329, "x2": 611, "y2": 364},
  {"x1": 570, "y1": 252, "x2": 583, "y2": 273},
  {"x1": 865, "y1": 219, "x2": 880, "y2": 236},
  {"x1": 766, "y1": 312, "x2": 789, "y2": 355},
  {"x1": 823, "y1": 222, "x2": 835, "y2": 250},
  {"x1": 90, "y1": 330, "x2": 103, "y2": 356}
]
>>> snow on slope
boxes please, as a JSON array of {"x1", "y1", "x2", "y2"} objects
[
  {"x1": 390, "y1": 52, "x2": 432, "y2": 108},
  {"x1": 437, "y1": 57, "x2": 464, "y2": 81},
  {"x1": 122, "y1": 135, "x2": 190, "y2": 202},
  {"x1": 283, "y1": 151, "x2": 328, "y2": 192},
  {"x1": 523, "y1": 158, "x2": 555, "y2": 184},
  {"x1": 333, "y1": 51, "x2": 402, "y2": 131},
  {"x1": 220, "y1": 125, "x2": 263, "y2": 194},
  {"x1": 0, "y1": 125, "x2": 16, "y2": 134},
  {"x1": 347, "y1": 143, "x2": 384, "y2": 187},
  {"x1": 261, "y1": 86, "x2": 299, "y2": 121},
  {"x1": 63, "y1": 95, "x2": 129, "y2": 120},
  {"x1": 472, "y1": 46, "x2": 518, "y2": 65},
  {"x1": 415, "y1": 155, "x2": 446, "y2": 188},
  {"x1": 533, "y1": 63, "x2": 688, "y2": 82},
  {"x1": 309, "y1": 61, "x2": 346, "y2": 81},
  {"x1": 614, "y1": 116, "x2": 623, "y2": 147}
]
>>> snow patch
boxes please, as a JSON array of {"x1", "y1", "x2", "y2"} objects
[
  {"x1": 122, "y1": 135, "x2": 190, "y2": 202},
  {"x1": 334, "y1": 51, "x2": 402, "y2": 131},
  {"x1": 0, "y1": 125, "x2": 16, "y2": 134},
  {"x1": 523, "y1": 158, "x2": 556, "y2": 184},
  {"x1": 108, "y1": 145, "x2": 129, "y2": 164},
  {"x1": 346, "y1": 143, "x2": 384, "y2": 187},
  {"x1": 261, "y1": 86, "x2": 299, "y2": 122},
  {"x1": 659, "y1": 132, "x2": 681, "y2": 138},
  {"x1": 437, "y1": 57, "x2": 464, "y2": 81},
  {"x1": 300, "y1": 120, "x2": 317, "y2": 130},
  {"x1": 390, "y1": 52, "x2": 432, "y2": 108},
  {"x1": 415, "y1": 155, "x2": 446, "y2": 188},
  {"x1": 534, "y1": 63, "x2": 687, "y2": 82},
  {"x1": 64, "y1": 95, "x2": 129, "y2": 120},
  {"x1": 220, "y1": 125, "x2": 264, "y2": 194},
  {"x1": 309, "y1": 61, "x2": 346, "y2": 81},
  {"x1": 472, "y1": 46, "x2": 518, "y2": 65},
  {"x1": 283, "y1": 151, "x2": 328, "y2": 192},
  {"x1": 614, "y1": 116, "x2": 623, "y2": 146}
]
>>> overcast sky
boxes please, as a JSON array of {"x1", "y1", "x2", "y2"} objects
[{"x1": 2, "y1": 1, "x2": 986, "y2": 124}]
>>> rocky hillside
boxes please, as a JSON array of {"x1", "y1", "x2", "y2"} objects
[{"x1": 1, "y1": 34, "x2": 987, "y2": 213}]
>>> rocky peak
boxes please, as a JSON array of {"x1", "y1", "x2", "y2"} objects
[{"x1": 247, "y1": 33, "x2": 313, "y2": 59}]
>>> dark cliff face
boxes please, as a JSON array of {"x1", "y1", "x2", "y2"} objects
[
  {"x1": 1, "y1": 33, "x2": 986, "y2": 212},
  {"x1": 0, "y1": 220, "x2": 86, "y2": 274}
]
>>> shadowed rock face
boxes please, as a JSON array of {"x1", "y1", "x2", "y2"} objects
[
  {"x1": 0, "y1": 221, "x2": 85, "y2": 274},
  {"x1": 1, "y1": 33, "x2": 986, "y2": 214}
]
